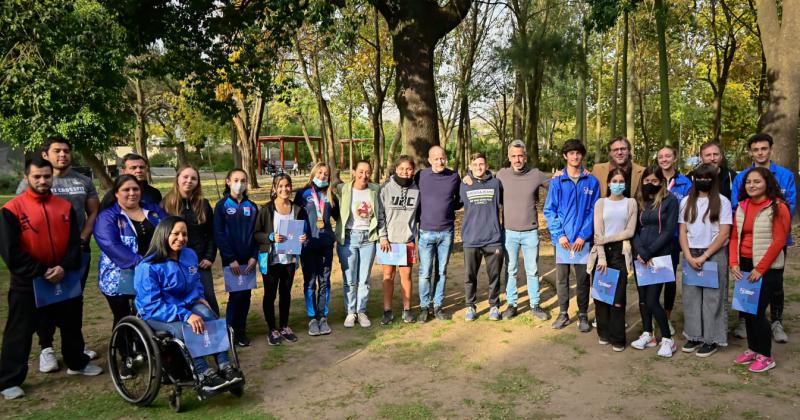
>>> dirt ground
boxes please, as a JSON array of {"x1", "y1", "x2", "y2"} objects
[{"x1": 0, "y1": 240, "x2": 798, "y2": 419}]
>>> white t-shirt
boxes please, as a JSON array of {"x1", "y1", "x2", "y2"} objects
[
  {"x1": 346, "y1": 187, "x2": 372, "y2": 231},
  {"x1": 272, "y1": 211, "x2": 296, "y2": 264},
  {"x1": 602, "y1": 198, "x2": 630, "y2": 237},
  {"x1": 678, "y1": 195, "x2": 732, "y2": 248}
]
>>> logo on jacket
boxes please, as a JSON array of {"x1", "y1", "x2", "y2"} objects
[
  {"x1": 583, "y1": 187, "x2": 594, "y2": 195},
  {"x1": 189, "y1": 265, "x2": 198, "y2": 274},
  {"x1": 19, "y1": 213, "x2": 39, "y2": 233},
  {"x1": 226, "y1": 207, "x2": 237, "y2": 215},
  {"x1": 243, "y1": 207, "x2": 251, "y2": 216}
]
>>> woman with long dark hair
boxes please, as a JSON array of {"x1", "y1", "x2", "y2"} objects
[
  {"x1": 631, "y1": 166, "x2": 679, "y2": 357},
  {"x1": 678, "y1": 163, "x2": 732, "y2": 357},
  {"x1": 161, "y1": 165, "x2": 218, "y2": 315},
  {"x1": 214, "y1": 169, "x2": 258, "y2": 347},
  {"x1": 729, "y1": 167, "x2": 790, "y2": 372},
  {"x1": 294, "y1": 163, "x2": 337, "y2": 336},
  {"x1": 254, "y1": 174, "x2": 308, "y2": 346},
  {"x1": 135, "y1": 216, "x2": 243, "y2": 392}
]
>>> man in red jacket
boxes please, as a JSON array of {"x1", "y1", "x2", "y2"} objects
[{"x1": 0, "y1": 157, "x2": 102, "y2": 400}]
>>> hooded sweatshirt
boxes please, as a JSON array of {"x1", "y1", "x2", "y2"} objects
[
  {"x1": 460, "y1": 172, "x2": 503, "y2": 247},
  {"x1": 378, "y1": 175, "x2": 421, "y2": 243}
]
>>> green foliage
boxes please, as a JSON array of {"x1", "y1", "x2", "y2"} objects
[{"x1": 0, "y1": 175, "x2": 19, "y2": 195}]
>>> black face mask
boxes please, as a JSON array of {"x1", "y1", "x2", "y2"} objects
[
  {"x1": 642, "y1": 183, "x2": 661, "y2": 196},
  {"x1": 394, "y1": 175, "x2": 413, "y2": 188},
  {"x1": 695, "y1": 179, "x2": 713, "y2": 192}
]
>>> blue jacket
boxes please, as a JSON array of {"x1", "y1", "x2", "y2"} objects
[
  {"x1": 731, "y1": 161, "x2": 796, "y2": 246},
  {"x1": 668, "y1": 173, "x2": 692, "y2": 203},
  {"x1": 134, "y1": 248, "x2": 205, "y2": 323},
  {"x1": 214, "y1": 194, "x2": 259, "y2": 266},
  {"x1": 294, "y1": 186, "x2": 336, "y2": 249},
  {"x1": 543, "y1": 168, "x2": 600, "y2": 246},
  {"x1": 95, "y1": 202, "x2": 166, "y2": 296}
]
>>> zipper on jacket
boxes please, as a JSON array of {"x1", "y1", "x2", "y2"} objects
[{"x1": 42, "y1": 202, "x2": 58, "y2": 264}]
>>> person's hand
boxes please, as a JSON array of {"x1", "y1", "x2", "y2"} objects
[
  {"x1": 748, "y1": 269, "x2": 762, "y2": 283},
  {"x1": 636, "y1": 255, "x2": 646, "y2": 264},
  {"x1": 571, "y1": 238, "x2": 585, "y2": 253},
  {"x1": 197, "y1": 298, "x2": 211, "y2": 310},
  {"x1": 686, "y1": 256, "x2": 702, "y2": 271},
  {"x1": 596, "y1": 262, "x2": 608, "y2": 275},
  {"x1": 380, "y1": 238, "x2": 391, "y2": 252},
  {"x1": 553, "y1": 170, "x2": 564, "y2": 177},
  {"x1": 558, "y1": 236, "x2": 570, "y2": 250},
  {"x1": 731, "y1": 265, "x2": 742, "y2": 280},
  {"x1": 243, "y1": 258, "x2": 257, "y2": 274},
  {"x1": 188, "y1": 314, "x2": 205, "y2": 334},
  {"x1": 583, "y1": 168, "x2": 590, "y2": 176},
  {"x1": 299, "y1": 234, "x2": 308, "y2": 243},
  {"x1": 199, "y1": 259, "x2": 213, "y2": 270},
  {"x1": 45, "y1": 266, "x2": 65, "y2": 283},
  {"x1": 462, "y1": 175, "x2": 473, "y2": 186},
  {"x1": 229, "y1": 260, "x2": 241, "y2": 276},
  {"x1": 275, "y1": 233, "x2": 285, "y2": 243}
]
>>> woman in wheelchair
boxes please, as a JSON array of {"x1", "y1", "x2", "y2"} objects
[{"x1": 134, "y1": 216, "x2": 244, "y2": 393}]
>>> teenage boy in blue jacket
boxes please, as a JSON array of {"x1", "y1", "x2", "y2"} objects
[
  {"x1": 730, "y1": 133, "x2": 796, "y2": 343},
  {"x1": 544, "y1": 139, "x2": 600, "y2": 332}
]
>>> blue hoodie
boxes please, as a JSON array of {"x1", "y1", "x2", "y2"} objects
[
  {"x1": 135, "y1": 248, "x2": 205, "y2": 323},
  {"x1": 731, "y1": 161, "x2": 796, "y2": 246},
  {"x1": 214, "y1": 194, "x2": 259, "y2": 266},
  {"x1": 459, "y1": 172, "x2": 503, "y2": 247},
  {"x1": 543, "y1": 168, "x2": 600, "y2": 246}
]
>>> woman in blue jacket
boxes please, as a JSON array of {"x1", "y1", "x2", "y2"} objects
[
  {"x1": 135, "y1": 216, "x2": 243, "y2": 392},
  {"x1": 294, "y1": 163, "x2": 337, "y2": 336},
  {"x1": 95, "y1": 175, "x2": 166, "y2": 329},
  {"x1": 214, "y1": 169, "x2": 259, "y2": 347}
]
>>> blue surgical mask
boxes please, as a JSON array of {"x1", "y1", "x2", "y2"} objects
[
  {"x1": 313, "y1": 178, "x2": 329, "y2": 189},
  {"x1": 609, "y1": 182, "x2": 626, "y2": 196}
]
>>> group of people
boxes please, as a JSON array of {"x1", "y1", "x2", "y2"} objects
[{"x1": 0, "y1": 130, "x2": 794, "y2": 400}]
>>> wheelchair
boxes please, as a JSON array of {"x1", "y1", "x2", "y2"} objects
[{"x1": 108, "y1": 315, "x2": 245, "y2": 412}]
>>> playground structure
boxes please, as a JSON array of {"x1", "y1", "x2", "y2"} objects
[
  {"x1": 338, "y1": 138, "x2": 372, "y2": 169},
  {"x1": 257, "y1": 135, "x2": 323, "y2": 175}
]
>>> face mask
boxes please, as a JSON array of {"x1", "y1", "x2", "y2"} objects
[
  {"x1": 231, "y1": 182, "x2": 246, "y2": 195},
  {"x1": 394, "y1": 175, "x2": 413, "y2": 188},
  {"x1": 313, "y1": 178, "x2": 329, "y2": 189},
  {"x1": 609, "y1": 182, "x2": 626, "y2": 196},
  {"x1": 643, "y1": 183, "x2": 661, "y2": 196},
  {"x1": 695, "y1": 179, "x2": 713, "y2": 192}
]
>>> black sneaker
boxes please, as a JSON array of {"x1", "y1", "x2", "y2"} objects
[
  {"x1": 381, "y1": 310, "x2": 394, "y2": 326},
  {"x1": 577, "y1": 313, "x2": 591, "y2": 333},
  {"x1": 235, "y1": 334, "x2": 251, "y2": 347},
  {"x1": 402, "y1": 309, "x2": 414, "y2": 323},
  {"x1": 220, "y1": 365, "x2": 244, "y2": 384},
  {"x1": 119, "y1": 364, "x2": 133, "y2": 380},
  {"x1": 696, "y1": 343, "x2": 718, "y2": 358},
  {"x1": 531, "y1": 305, "x2": 551, "y2": 321},
  {"x1": 280, "y1": 327, "x2": 298, "y2": 343},
  {"x1": 551, "y1": 313, "x2": 570, "y2": 329},
  {"x1": 502, "y1": 305, "x2": 518, "y2": 320},
  {"x1": 434, "y1": 306, "x2": 450, "y2": 321},
  {"x1": 417, "y1": 308, "x2": 430, "y2": 323},
  {"x1": 267, "y1": 330, "x2": 283, "y2": 346},
  {"x1": 681, "y1": 340, "x2": 703, "y2": 353},
  {"x1": 200, "y1": 370, "x2": 228, "y2": 392}
]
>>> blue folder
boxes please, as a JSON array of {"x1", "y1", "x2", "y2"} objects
[
  {"x1": 681, "y1": 261, "x2": 719, "y2": 289},
  {"x1": 376, "y1": 243, "x2": 407, "y2": 266},
  {"x1": 181, "y1": 319, "x2": 231, "y2": 358},
  {"x1": 117, "y1": 269, "x2": 136, "y2": 295},
  {"x1": 223, "y1": 266, "x2": 257, "y2": 292},
  {"x1": 591, "y1": 268, "x2": 620, "y2": 305},
  {"x1": 275, "y1": 220, "x2": 304, "y2": 255},
  {"x1": 634, "y1": 255, "x2": 675, "y2": 286},
  {"x1": 732, "y1": 273, "x2": 761, "y2": 315},
  {"x1": 33, "y1": 269, "x2": 82, "y2": 308},
  {"x1": 555, "y1": 245, "x2": 590, "y2": 265},
  {"x1": 258, "y1": 252, "x2": 269, "y2": 275}
]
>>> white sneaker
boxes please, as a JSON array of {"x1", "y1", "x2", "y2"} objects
[
  {"x1": 631, "y1": 332, "x2": 657, "y2": 350},
  {"x1": 592, "y1": 318, "x2": 597, "y2": 328},
  {"x1": 1, "y1": 386, "x2": 24, "y2": 400},
  {"x1": 39, "y1": 347, "x2": 59, "y2": 373},
  {"x1": 344, "y1": 313, "x2": 357, "y2": 328},
  {"x1": 66, "y1": 363, "x2": 103, "y2": 376},
  {"x1": 357, "y1": 313, "x2": 371, "y2": 328},
  {"x1": 84, "y1": 348, "x2": 98, "y2": 360},
  {"x1": 657, "y1": 337, "x2": 677, "y2": 358}
]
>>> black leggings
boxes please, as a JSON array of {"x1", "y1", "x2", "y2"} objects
[
  {"x1": 741, "y1": 258, "x2": 780, "y2": 357},
  {"x1": 595, "y1": 242, "x2": 628, "y2": 347},
  {"x1": 105, "y1": 294, "x2": 136, "y2": 328},
  {"x1": 637, "y1": 277, "x2": 671, "y2": 338},
  {"x1": 263, "y1": 264, "x2": 295, "y2": 331},
  {"x1": 663, "y1": 243, "x2": 680, "y2": 312}
]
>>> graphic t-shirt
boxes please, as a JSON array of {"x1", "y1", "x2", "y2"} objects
[{"x1": 346, "y1": 187, "x2": 372, "y2": 231}]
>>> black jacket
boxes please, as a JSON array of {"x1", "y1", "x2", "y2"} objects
[
  {"x1": 632, "y1": 193, "x2": 679, "y2": 261},
  {"x1": 689, "y1": 166, "x2": 737, "y2": 201},
  {"x1": 177, "y1": 198, "x2": 216, "y2": 263},
  {"x1": 253, "y1": 201, "x2": 309, "y2": 254}
]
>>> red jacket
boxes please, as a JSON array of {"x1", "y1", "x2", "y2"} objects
[{"x1": 0, "y1": 188, "x2": 81, "y2": 292}]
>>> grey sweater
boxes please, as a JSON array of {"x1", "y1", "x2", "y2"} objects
[
  {"x1": 496, "y1": 166, "x2": 551, "y2": 231},
  {"x1": 378, "y1": 176, "x2": 420, "y2": 243}
]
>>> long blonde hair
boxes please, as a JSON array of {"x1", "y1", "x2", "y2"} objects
[
  {"x1": 304, "y1": 162, "x2": 330, "y2": 189},
  {"x1": 162, "y1": 165, "x2": 207, "y2": 224}
]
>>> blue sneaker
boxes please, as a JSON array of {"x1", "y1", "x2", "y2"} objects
[
  {"x1": 464, "y1": 307, "x2": 477, "y2": 321},
  {"x1": 489, "y1": 306, "x2": 501, "y2": 321}
]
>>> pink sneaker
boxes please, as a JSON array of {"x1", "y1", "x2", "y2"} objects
[
  {"x1": 748, "y1": 354, "x2": 776, "y2": 373},
  {"x1": 734, "y1": 350, "x2": 757, "y2": 365}
]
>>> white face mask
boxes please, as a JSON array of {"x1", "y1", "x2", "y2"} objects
[{"x1": 231, "y1": 182, "x2": 246, "y2": 195}]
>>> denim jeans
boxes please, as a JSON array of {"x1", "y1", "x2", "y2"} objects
[
  {"x1": 504, "y1": 229, "x2": 541, "y2": 307},
  {"x1": 301, "y1": 245, "x2": 334, "y2": 319},
  {"x1": 146, "y1": 303, "x2": 230, "y2": 374},
  {"x1": 338, "y1": 230, "x2": 376, "y2": 314},
  {"x1": 418, "y1": 229, "x2": 454, "y2": 308}
]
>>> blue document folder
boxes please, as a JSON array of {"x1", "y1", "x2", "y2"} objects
[
  {"x1": 555, "y1": 245, "x2": 590, "y2": 264},
  {"x1": 223, "y1": 266, "x2": 257, "y2": 292},
  {"x1": 275, "y1": 220, "x2": 304, "y2": 255},
  {"x1": 258, "y1": 252, "x2": 269, "y2": 275},
  {"x1": 634, "y1": 255, "x2": 675, "y2": 286},
  {"x1": 732, "y1": 273, "x2": 761, "y2": 315},
  {"x1": 681, "y1": 261, "x2": 719, "y2": 289},
  {"x1": 591, "y1": 268, "x2": 620, "y2": 305},
  {"x1": 376, "y1": 243, "x2": 407, "y2": 266},
  {"x1": 181, "y1": 319, "x2": 231, "y2": 358},
  {"x1": 33, "y1": 269, "x2": 82, "y2": 308}
]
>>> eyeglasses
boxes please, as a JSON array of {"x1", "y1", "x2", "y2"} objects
[{"x1": 611, "y1": 147, "x2": 628, "y2": 153}]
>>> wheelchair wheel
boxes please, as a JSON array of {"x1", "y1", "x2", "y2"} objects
[
  {"x1": 229, "y1": 383, "x2": 244, "y2": 398},
  {"x1": 168, "y1": 389, "x2": 182, "y2": 412},
  {"x1": 108, "y1": 316, "x2": 162, "y2": 406}
]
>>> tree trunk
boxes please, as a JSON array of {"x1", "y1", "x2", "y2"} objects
[
  {"x1": 595, "y1": 43, "x2": 603, "y2": 164},
  {"x1": 296, "y1": 111, "x2": 318, "y2": 164},
  {"x1": 176, "y1": 142, "x2": 188, "y2": 168},
  {"x1": 525, "y1": 62, "x2": 544, "y2": 168},
  {"x1": 621, "y1": 10, "x2": 629, "y2": 139},
  {"x1": 654, "y1": 0, "x2": 673, "y2": 148},
  {"x1": 385, "y1": 121, "x2": 402, "y2": 171},
  {"x1": 610, "y1": 25, "x2": 620, "y2": 140},
  {"x1": 512, "y1": 72, "x2": 525, "y2": 141},
  {"x1": 82, "y1": 151, "x2": 113, "y2": 190}
]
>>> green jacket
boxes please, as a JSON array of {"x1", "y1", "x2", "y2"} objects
[{"x1": 333, "y1": 182, "x2": 381, "y2": 245}]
